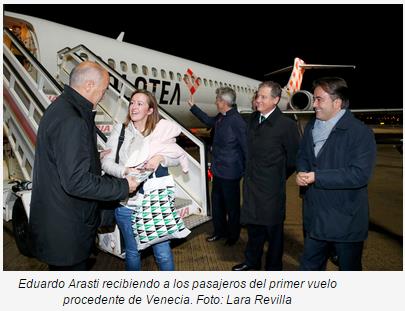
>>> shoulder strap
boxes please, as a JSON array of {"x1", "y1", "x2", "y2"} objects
[{"x1": 115, "y1": 124, "x2": 126, "y2": 164}]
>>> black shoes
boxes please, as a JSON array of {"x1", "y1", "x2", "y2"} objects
[
  {"x1": 206, "y1": 235, "x2": 223, "y2": 242},
  {"x1": 207, "y1": 235, "x2": 238, "y2": 245},
  {"x1": 206, "y1": 234, "x2": 238, "y2": 246},
  {"x1": 232, "y1": 263, "x2": 259, "y2": 271}
]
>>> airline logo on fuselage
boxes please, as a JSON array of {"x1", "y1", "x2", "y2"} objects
[{"x1": 110, "y1": 74, "x2": 181, "y2": 105}]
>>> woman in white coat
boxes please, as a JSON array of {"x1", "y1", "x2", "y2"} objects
[{"x1": 101, "y1": 89, "x2": 187, "y2": 271}]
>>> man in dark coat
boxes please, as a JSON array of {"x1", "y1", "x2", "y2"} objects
[
  {"x1": 188, "y1": 87, "x2": 247, "y2": 246},
  {"x1": 233, "y1": 81, "x2": 300, "y2": 271},
  {"x1": 29, "y1": 61, "x2": 139, "y2": 270},
  {"x1": 296, "y1": 77, "x2": 376, "y2": 270}
]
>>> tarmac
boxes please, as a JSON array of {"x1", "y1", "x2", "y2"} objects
[{"x1": 2, "y1": 145, "x2": 403, "y2": 271}]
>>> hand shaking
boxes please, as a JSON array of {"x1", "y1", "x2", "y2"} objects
[{"x1": 125, "y1": 175, "x2": 139, "y2": 193}]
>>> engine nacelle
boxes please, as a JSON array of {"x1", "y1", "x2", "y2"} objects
[{"x1": 290, "y1": 90, "x2": 313, "y2": 111}]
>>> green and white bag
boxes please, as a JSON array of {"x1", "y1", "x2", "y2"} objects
[{"x1": 130, "y1": 174, "x2": 190, "y2": 250}]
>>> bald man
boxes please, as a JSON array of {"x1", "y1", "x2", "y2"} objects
[{"x1": 30, "y1": 61, "x2": 138, "y2": 270}]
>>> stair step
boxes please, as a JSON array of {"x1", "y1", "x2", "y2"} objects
[{"x1": 175, "y1": 197, "x2": 192, "y2": 209}]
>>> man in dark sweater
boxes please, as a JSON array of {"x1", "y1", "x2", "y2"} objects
[{"x1": 188, "y1": 87, "x2": 247, "y2": 246}]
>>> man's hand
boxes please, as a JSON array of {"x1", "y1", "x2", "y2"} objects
[
  {"x1": 125, "y1": 175, "x2": 139, "y2": 193},
  {"x1": 296, "y1": 172, "x2": 315, "y2": 186},
  {"x1": 187, "y1": 96, "x2": 194, "y2": 108},
  {"x1": 296, "y1": 172, "x2": 308, "y2": 186}
]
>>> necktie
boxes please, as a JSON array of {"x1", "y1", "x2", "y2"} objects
[{"x1": 260, "y1": 115, "x2": 266, "y2": 124}]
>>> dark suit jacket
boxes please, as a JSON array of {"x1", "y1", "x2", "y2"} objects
[
  {"x1": 296, "y1": 110, "x2": 376, "y2": 242},
  {"x1": 241, "y1": 107, "x2": 300, "y2": 226},
  {"x1": 190, "y1": 105, "x2": 247, "y2": 179},
  {"x1": 30, "y1": 85, "x2": 129, "y2": 266}
]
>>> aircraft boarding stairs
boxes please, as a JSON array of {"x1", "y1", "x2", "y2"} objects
[{"x1": 3, "y1": 28, "x2": 211, "y2": 258}]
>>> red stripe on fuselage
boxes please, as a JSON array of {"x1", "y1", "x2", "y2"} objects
[{"x1": 3, "y1": 86, "x2": 37, "y2": 146}]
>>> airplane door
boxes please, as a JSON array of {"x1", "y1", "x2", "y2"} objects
[{"x1": 4, "y1": 18, "x2": 39, "y2": 60}]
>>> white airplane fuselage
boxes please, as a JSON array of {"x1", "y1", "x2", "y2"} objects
[{"x1": 5, "y1": 11, "x2": 260, "y2": 128}]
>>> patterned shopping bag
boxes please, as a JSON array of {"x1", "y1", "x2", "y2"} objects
[{"x1": 131, "y1": 174, "x2": 190, "y2": 250}]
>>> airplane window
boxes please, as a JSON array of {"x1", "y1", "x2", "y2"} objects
[
  {"x1": 132, "y1": 64, "x2": 138, "y2": 74},
  {"x1": 209, "y1": 80, "x2": 213, "y2": 87},
  {"x1": 142, "y1": 65, "x2": 148, "y2": 76},
  {"x1": 197, "y1": 77, "x2": 202, "y2": 86},
  {"x1": 120, "y1": 61, "x2": 128, "y2": 72},
  {"x1": 237, "y1": 86, "x2": 240, "y2": 92},
  {"x1": 152, "y1": 67, "x2": 158, "y2": 77},
  {"x1": 108, "y1": 58, "x2": 115, "y2": 69},
  {"x1": 80, "y1": 53, "x2": 88, "y2": 61},
  {"x1": 203, "y1": 78, "x2": 208, "y2": 86},
  {"x1": 219, "y1": 82, "x2": 223, "y2": 87},
  {"x1": 177, "y1": 73, "x2": 182, "y2": 81},
  {"x1": 184, "y1": 74, "x2": 190, "y2": 83},
  {"x1": 169, "y1": 71, "x2": 174, "y2": 80},
  {"x1": 224, "y1": 83, "x2": 227, "y2": 87},
  {"x1": 161, "y1": 69, "x2": 167, "y2": 79},
  {"x1": 214, "y1": 81, "x2": 218, "y2": 88}
]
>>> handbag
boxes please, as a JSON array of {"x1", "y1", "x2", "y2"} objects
[
  {"x1": 98, "y1": 124, "x2": 125, "y2": 229},
  {"x1": 130, "y1": 173, "x2": 191, "y2": 250}
]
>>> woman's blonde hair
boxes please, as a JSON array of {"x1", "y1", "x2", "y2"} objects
[{"x1": 125, "y1": 89, "x2": 160, "y2": 136}]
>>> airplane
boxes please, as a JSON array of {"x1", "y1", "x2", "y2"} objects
[
  {"x1": 4, "y1": 11, "x2": 402, "y2": 260},
  {"x1": 3, "y1": 11, "x2": 373, "y2": 130}
]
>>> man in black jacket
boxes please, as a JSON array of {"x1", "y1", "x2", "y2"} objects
[
  {"x1": 233, "y1": 81, "x2": 300, "y2": 271},
  {"x1": 29, "y1": 61, "x2": 139, "y2": 270},
  {"x1": 296, "y1": 77, "x2": 376, "y2": 270},
  {"x1": 188, "y1": 87, "x2": 247, "y2": 246}
]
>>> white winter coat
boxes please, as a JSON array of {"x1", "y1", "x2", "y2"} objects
[{"x1": 101, "y1": 119, "x2": 188, "y2": 178}]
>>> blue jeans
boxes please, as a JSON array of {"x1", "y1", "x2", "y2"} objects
[{"x1": 115, "y1": 206, "x2": 175, "y2": 271}]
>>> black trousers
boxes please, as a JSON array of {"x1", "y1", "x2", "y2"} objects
[
  {"x1": 299, "y1": 235, "x2": 364, "y2": 271},
  {"x1": 211, "y1": 176, "x2": 241, "y2": 241},
  {"x1": 244, "y1": 223, "x2": 284, "y2": 270}
]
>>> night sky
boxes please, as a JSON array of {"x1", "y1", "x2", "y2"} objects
[{"x1": 4, "y1": 3, "x2": 403, "y2": 109}]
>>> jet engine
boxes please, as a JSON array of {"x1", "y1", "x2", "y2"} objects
[{"x1": 290, "y1": 90, "x2": 313, "y2": 111}]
